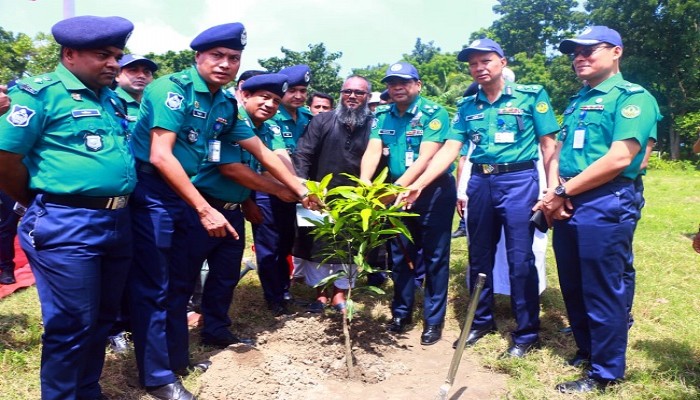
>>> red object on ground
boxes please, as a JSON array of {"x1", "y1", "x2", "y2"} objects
[{"x1": 0, "y1": 237, "x2": 35, "y2": 299}]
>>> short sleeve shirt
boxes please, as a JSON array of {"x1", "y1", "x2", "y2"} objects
[
  {"x1": 0, "y1": 63, "x2": 135, "y2": 196},
  {"x1": 131, "y1": 66, "x2": 253, "y2": 176},
  {"x1": 559, "y1": 73, "x2": 661, "y2": 180},
  {"x1": 369, "y1": 96, "x2": 450, "y2": 181},
  {"x1": 269, "y1": 106, "x2": 313, "y2": 154},
  {"x1": 447, "y1": 82, "x2": 559, "y2": 164}
]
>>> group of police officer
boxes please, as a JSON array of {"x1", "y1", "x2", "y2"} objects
[{"x1": 0, "y1": 13, "x2": 659, "y2": 399}]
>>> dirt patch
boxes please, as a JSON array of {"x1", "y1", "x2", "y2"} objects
[{"x1": 196, "y1": 312, "x2": 507, "y2": 400}]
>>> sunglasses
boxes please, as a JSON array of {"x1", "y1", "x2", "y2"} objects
[{"x1": 570, "y1": 45, "x2": 613, "y2": 58}]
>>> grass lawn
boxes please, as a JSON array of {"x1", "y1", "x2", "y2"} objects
[{"x1": 0, "y1": 169, "x2": 698, "y2": 399}]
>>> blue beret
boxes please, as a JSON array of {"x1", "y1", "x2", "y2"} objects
[
  {"x1": 241, "y1": 73, "x2": 288, "y2": 98},
  {"x1": 190, "y1": 23, "x2": 247, "y2": 51},
  {"x1": 119, "y1": 54, "x2": 158, "y2": 72},
  {"x1": 457, "y1": 39, "x2": 505, "y2": 62},
  {"x1": 559, "y1": 26, "x2": 623, "y2": 54},
  {"x1": 278, "y1": 64, "x2": 311, "y2": 87},
  {"x1": 381, "y1": 62, "x2": 420, "y2": 83},
  {"x1": 52, "y1": 16, "x2": 133, "y2": 50}
]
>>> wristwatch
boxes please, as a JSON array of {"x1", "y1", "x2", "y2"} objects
[{"x1": 554, "y1": 184, "x2": 570, "y2": 199}]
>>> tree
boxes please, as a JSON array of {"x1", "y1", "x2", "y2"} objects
[
  {"x1": 0, "y1": 28, "x2": 35, "y2": 83},
  {"x1": 258, "y1": 43, "x2": 344, "y2": 95},
  {"x1": 143, "y1": 49, "x2": 196, "y2": 79},
  {"x1": 24, "y1": 32, "x2": 59, "y2": 77},
  {"x1": 585, "y1": 0, "x2": 700, "y2": 159}
]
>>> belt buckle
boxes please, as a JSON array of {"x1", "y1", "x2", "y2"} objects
[
  {"x1": 106, "y1": 195, "x2": 128, "y2": 210},
  {"x1": 482, "y1": 164, "x2": 497, "y2": 174},
  {"x1": 223, "y1": 202, "x2": 239, "y2": 211}
]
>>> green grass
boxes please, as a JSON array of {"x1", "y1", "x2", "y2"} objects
[{"x1": 0, "y1": 169, "x2": 698, "y2": 399}]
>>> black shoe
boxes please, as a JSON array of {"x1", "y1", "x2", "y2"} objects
[
  {"x1": 420, "y1": 324, "x2": 442, "y2": 345},
  {"x1": 387, "y1": 316, "x2": 413, "y2": 333},
  {"x1": 555, "y1": 377, "x2": 608, "y2": 393},
  {"x1": 146, "y1": 381, "x2": 195, "y2": 400},
  {"x1": 175, "y1": 360, "x2": 212, "y2": 377},
  {"x1": 503, "y1": 341, "x2": 540, "y2": 358},
  {"x1": 453, "y1": 325, "x2": 496, "y2": 348},
  {"x1": 0, "y1": 268, "x2": 16, "y2": 285},
  {"x1": 201, "y1": 332, "x2": 255, "y2": 348},
  {"x1": 451, "y1": 228, "x2": 466, "y2": 239},
  {"x1": 566, "y1": 351, "x2": 591, "y2": 368},
  {"x1": 267, "y1": 301, "x2": 293, "y2": 316},
  {"x1": 305, "y1": 300, "x2": 326, "y2": 313}
]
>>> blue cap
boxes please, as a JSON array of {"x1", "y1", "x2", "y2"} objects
[
  {"x1": 559, "y1": 26, "x2": 623, "y2": 54},
  {"x1": 119, "y1": 54, "x2": 158, "y2": 72},
  {"x1": 51, "y1": 16, "x2": 133, "y2": 50},
  {"x1": 238, "y1": 70, "x2": 266, "y2": 84},
  {"x1": 278, "y1": 64, "x2": 311, "y2": 87},
  {"x1": 381, "y1": 62, "x2": 420, "y2": 82},
  {"x1": 190, "y1": 23, "x2": 247, "y2": 51},
  {"x1": 457, "y1": 38, "x2": 505, "y2": 61},
  {"x1": 241, "y1": 73, "x2": 289, "y2": 98}
]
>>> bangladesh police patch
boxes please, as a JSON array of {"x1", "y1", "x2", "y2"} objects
[
  {"x1": 84, "y1": 133, "x2": 103, "y2": 152},
  {"x1": 166, "y1": 92, "x2": 184, "y2": 110},
  {"x1": 270, "y1": 125, "x2": 281, "y2": 135},
  {"x1": 371, "y1": 118, "x2": 378, "y2": 129},
  {"x1": 621, "y1": 105, "x2": 641, "y2": 119},
  {"x1": 428, "y1": 119, "x2": 442, "y2": 130},
  {"x1": 535, "y1": 102, "x2": 549, "y2": 113},
  {"x1": 6, "y1": 105, "x2": 36, "y2": 127}
]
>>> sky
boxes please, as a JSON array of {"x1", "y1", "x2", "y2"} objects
[{"x1": 0, "y1": 0, "x2": 499, "y2": 75}]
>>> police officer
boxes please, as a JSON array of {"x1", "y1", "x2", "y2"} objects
[
  {"x1": 115, "y1": 54, "x2": 158, "y2": 130},
  {"x1": 401, "y1": 40, "x2": 559, "y2": 356},
  {"x1": 360, "y1": 61, "x2": 455, "y2": 346},
  {"x1": 253, "y1": 64, "x2": 313, "y2": 314},
  {"x1": 539, "y1": 26, "x2": 660, "y2": 393},
  {"x1": 128, "y1": 23, "x2": 310, "y2": 399},
  {"x1": 189, "y1": 73, "x2": 300, "y2": 348},
  {"x1": 0, "y1": 15, "x2": 134, "y2": 400}
]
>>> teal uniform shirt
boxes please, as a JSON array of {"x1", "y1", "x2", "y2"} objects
[
  {"x1": 447, "y1": 82, "x2": 560, "y2": 164},
  {"x1": 191, "y1": 107, "x2": 259, "y2": 203},
  {"x1": 370, "y1": 96, "x2": 450, "y2": 181},
  {"x1": 269, "y1": 105, "x2": 312, "y2": 154},
  {"x1": 115, "y1": 86, "x2": 141, "y2": 131},
  {"x1": 239, "y1": 107, "x2": 280, "y2": 174},
  {"x1": 0, "y1": 63, "x2": 135, "y2": 196},
  {"x1": 131, "y1": 66, "x2": 253, "y2": 176},
  {"x1": 559, "y1": 73, "x2": 660, "y2": 180}
]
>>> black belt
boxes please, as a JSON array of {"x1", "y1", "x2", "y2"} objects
[
  {"x1": 200, "y1": 192, "x2": 240, "y2": 211},
  {"x1": 42, "y1": 193, "x2": 130, "y2": 210},
  {"x1": 472, "y1": 161, "x2": 534, "y2": 175}
]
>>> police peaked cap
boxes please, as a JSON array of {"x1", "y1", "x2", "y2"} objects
[
  {"x1": 559, "y1": 26, "x2": 623, "y2": 54},
  {"x1": 190, "y1": 22, "x2": 247, "y2": 51},
  {"x1": 457, "y1": 38, "x2": 505, "y2": 61},
  {"x1": 52, "y1": 16, "x2": 133, "y2": 49},
  {"x1": 278, "y1": 64, "x2": 312, "y2": 87},
  {"x1": 381, "y1": 62, "x2": 420, "y2": 82},
  {"x1": 119, "y1": 54, "x2": 159, "y2": 72},
  {"x1": 241, "y1": 73, "x2": 289, "y2": 98}
]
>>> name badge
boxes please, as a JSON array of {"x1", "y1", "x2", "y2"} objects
[
  {"x1": 72, "y1": 109, "x2": 101, "y2": 118},
  {"x1": 494, "y1": 131, "x2": 515, "y2": 143},
  {"x1": 498, "y1": 107, "x2": 523, "y2": 115},
  {"x1": 282, "y1": 131, "x2": 293, "y2": 138},
  {"x1": 465, "y1": 113, "x2": 484, "y2": 121},
  {"x1": 405, "y1": 151, "x2": 414, "y2": 167},
  {"x1": 580, "y1": 105, "x2": 604, "y2": 111},
  {"x1": 379, "y1": 129, "x2": 395, "y2": 135},
  {"x1": 573, "y1": 129, "x2": 585, "y2": 149},
  {"x1": 193, "y1": 109, "x2": 207, "y2": 119},
  {"x1": 406, "y1": 129, "x2": 423, "y2": 137}
]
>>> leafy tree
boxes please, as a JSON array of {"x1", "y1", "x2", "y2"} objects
[
  {"x1": 350, "y1": 63, "x2": 389, "y2": 95},
  {"x1": 143, "y1": 49, "x2": 196, "y2": 79},
  {"x1": 0, "y1": 28, "x2": 35, "y2": 83},
  {"x1": 408, "y1": 38, "x2": 441, "y2": 64},
  {"x1": 24, "y1": 32, "x2": 60, "y2": 77},
  {"x1": 258, "y1": 43, "x2": 344, "y2": 95}
]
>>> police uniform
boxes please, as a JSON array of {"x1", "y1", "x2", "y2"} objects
[
  {"x1": 373, "y1": 92, "x2": 455, "y2": 328},
  {"x1": 555, "y1": 73, "x2": 659, "y2": 382},
  {"x1": 0, "y1": 190, "x2": 19, "y2": 284},
  {"x1": 449, "y1": 51, "x2": 559, "y2": 346},
  {"x1": 0, "y1": 16, "x2": 134, "y2": 399},
  {"x1": 115, "y1": 54, "x2": 159, "y2": 131},
  {"x1": 127, "y1": 23, "x2": 253, "y2": 389},
  {"x1": 253, "y1": 65, "x2": 311, "y2": 311}
]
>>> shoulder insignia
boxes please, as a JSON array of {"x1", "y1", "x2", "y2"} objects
[
  {"x1": 165, "y1": 92, "x2": 184, "y2": 110},
  {"x1": 6, "y1": 105, "x2": 36, "y2": 127},
  {"x1": 621, "y1": 105, "x2": 641, "y2": 119},
  {"x1": 456, "y1": 97, "x2": 470, "y2": 107},
  {"x1": 535, "y1": 101, "x2": 549, "y2": 113},
  {"x1": 622, "y1": 83, "x2": 644, "y2": 93},
  {"x1": 428, "y1": 119, "x2": 442, "y2": 130},
  {"x1": 371, "y1": 117, "x2": 378, "y2": 129},
  {"x1": 169, "y1": 74, "x2": 192, "y2": 88}
]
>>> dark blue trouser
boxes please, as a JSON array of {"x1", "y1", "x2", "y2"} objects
[
  {"x1": 186, "y1": 203, "x2": 245, "y2": 339},
  {"x1": 390, "y1": 173, "x2": 455, "y2": 326},
  {"x1": 128, "y1": 170, "x2": 195, "y2": 387},
  {"x1": 624, "y1": 175, "x2": 645, "y2": 329},
  {"x1": 466, "y1": 166, "x2": 540, "y2": 344},
  {"x1": 20, "y1": 195, "x2": 132, "y2": 400},
  {"x1": 553, "y1": 180, "x2": 637, "y2": 381},
  {"x1": 0, "y1": 190, "x2": 19, "y2": 273},
  {"x1": 252, "y1": 192, "x2": 295, "y2": 305}
]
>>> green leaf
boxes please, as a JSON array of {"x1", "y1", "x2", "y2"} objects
[
  {"x1": 346, "y1": 298, "x2": 355, "y2": 321},
  {"x1": 360, "y1": 208, "x2": 371, "y2": 231}
]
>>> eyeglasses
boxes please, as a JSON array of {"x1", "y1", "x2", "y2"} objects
[
  {"x1": 570, "y1": 45, "x2": 613, "y2": 59},
  {"x1": 340, "y1": 89, "x2": 368, "y2": 97}
]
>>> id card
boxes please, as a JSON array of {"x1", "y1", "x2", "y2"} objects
[
  {"x1": 405, "y1": 151, "x2": 414, "y2": 167},
  {"x1": 208, "y1": 139, "x2": 221, "y2": 162},
  {"x1": 573, "y1": 129, "x2": 585, "y2": 149},
  {"x1": 494, "y1": 131, "x2": 515, "y2": 143}
]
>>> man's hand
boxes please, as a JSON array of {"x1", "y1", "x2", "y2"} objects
[
  {"x1": 456, "y1": 198, "x2": 466, "y2": 219},
  {"x1": 197, "y1": 204, "x2": 239, "y2": 238},
  {"x1": 395, "y1": 185, "x2": 422, "y2": 210},
  {"x1": 274, "y1": 186, "x2": 299, "y2": 203},
  {"x1": 535, "y1": 189, "x2": 574, "y2": 225},
  {"x1": 241, "y1": 199, "x2": 263, "y2": 224}
]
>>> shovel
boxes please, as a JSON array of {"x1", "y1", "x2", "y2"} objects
[{"x1": 436, "y1": 273, "x2": 487, "y2": 400}]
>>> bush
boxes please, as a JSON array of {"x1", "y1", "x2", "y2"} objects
[{"x1": 646, "y1": 155, "x2": 698, "y2": 171}]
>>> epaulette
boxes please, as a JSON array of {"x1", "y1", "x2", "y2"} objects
[
  {"x1": 513, "y1": 84, "x2": 543, "y2": 93},
  {"x1": 618, "y1": 82, "x2": 644, "y2": 94},
  {"x1": 456, "y1": 97, "x2": 471, "y2": 107},
  {"x1": 375, "y1": 104, "x2": 390, "y2": 114},
  {"x1": 170, "y1": 73, "x2": 192, "y2": 88},
  {"x1": 421, "y1": 101, "x2": 441, "y2": 116},
  {"x1": 16, "y1": 73, "x2": 61, "y2": 95}
]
